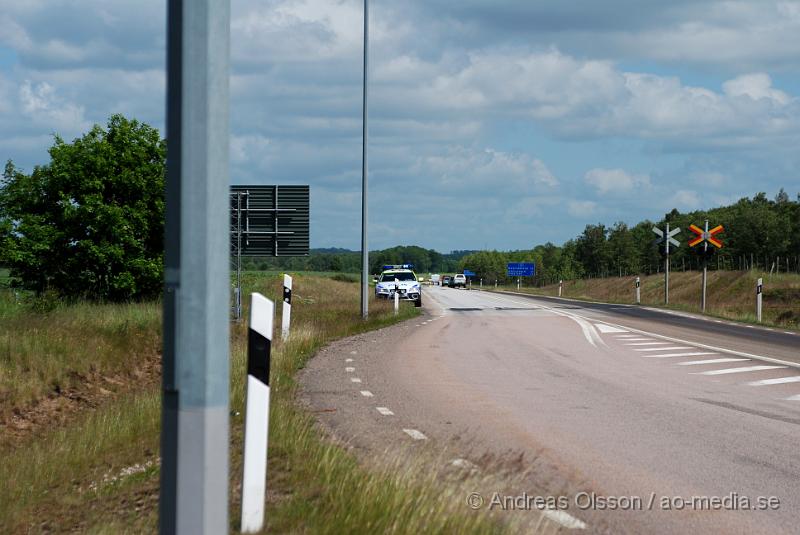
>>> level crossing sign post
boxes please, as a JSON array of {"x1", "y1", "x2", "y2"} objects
[
  {"x1": 652, "y1": 224, "x2": 681, "y2": 304},
  {"x1": 689, "y1": 220, "x2": 724, "y2": 312}
]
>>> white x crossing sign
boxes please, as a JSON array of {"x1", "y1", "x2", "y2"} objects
[{"x1": 652, "y1": 225, "x2": 681, "y2": 250}]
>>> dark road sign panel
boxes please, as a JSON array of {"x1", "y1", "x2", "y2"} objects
[{"x1": 231, "y1": 185, "x2": 309, "y2": 257}]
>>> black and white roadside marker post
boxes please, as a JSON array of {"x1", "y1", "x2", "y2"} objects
[
  {"x1": 393, "y1": 278, "x2": 400, "y2": 315},
  {"x1": 757, "y1": 277, "x2": 763, "y2": 323},
  {"x1": 635, "y1": 276, "x2": 641, "y2": 304},
  {"x1": 559, "y1": 279, "x2": 563, "y2": 297},
  {"x1": 241, "y1": 293, "x2": 273, "y2": 533},
  {"x1": 282, "y1": 274, "x2": 292, "y2": 340}
]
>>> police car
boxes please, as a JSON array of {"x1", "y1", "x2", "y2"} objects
[{"x1": 374, "y1": 264, "x2": 422, "y2": 307}]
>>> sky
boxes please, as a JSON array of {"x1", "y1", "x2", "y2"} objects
[{"x1": 1, "y1": 1, "x2": 799, "y2": 252}]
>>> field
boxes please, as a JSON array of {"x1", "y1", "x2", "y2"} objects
[
  {"x1": 496, "y1": 270, "x2": 800, "y2": 328},
  {"x1": 0, "y1": 272, "x2": 509, "y2": 533}
]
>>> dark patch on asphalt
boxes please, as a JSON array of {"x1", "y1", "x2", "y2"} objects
[
  {"x1": 493, "y1": 306, "x2": 540, "y2": 311},
  {"x1": 691, "y1": 398, "x2": 800, "y2": 426},
  {"x1": 448, "y1": 307, "x2": 483, "y2": 311}
]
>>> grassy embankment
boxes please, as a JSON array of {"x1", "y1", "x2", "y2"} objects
[
  {"x1": 0, "y1": 272, "x2": 510, "y2": 534},
  {"x1": 495, "y1": 270, "x2": 800, "y2": 329}
]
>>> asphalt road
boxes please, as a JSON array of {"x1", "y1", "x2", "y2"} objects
[{"x1": 301, "y1": 286, "x2": 800, "y2": 534}]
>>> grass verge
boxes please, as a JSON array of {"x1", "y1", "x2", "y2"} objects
[{"x1": 1, "y1": 273, "x2": 513, "y2": 534}]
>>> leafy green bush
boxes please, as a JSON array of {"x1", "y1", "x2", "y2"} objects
[{"x1": 0, "y1": 115, "x2": 165, "y2": 301}]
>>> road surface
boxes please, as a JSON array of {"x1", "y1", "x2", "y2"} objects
[{"x1": 301, "y1": 286, "x2": 800, "y2": 534}]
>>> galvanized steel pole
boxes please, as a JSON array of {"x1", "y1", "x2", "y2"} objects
[
  {"x1": 161, "y1": 1, "x2": 230, "y2": 533},
  {"x1": 360, "y1": 0, "x2": 370, "y2": 318}
]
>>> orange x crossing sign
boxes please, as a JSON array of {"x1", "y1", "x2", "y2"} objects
[{"x1": 689, "y1": 222, "x2": 724, "y2": 248}]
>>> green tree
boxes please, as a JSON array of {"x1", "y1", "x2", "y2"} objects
[{"x1": 0, "y1": 115, "x2": 166, "y2": 301}]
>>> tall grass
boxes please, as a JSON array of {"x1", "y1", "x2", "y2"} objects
[
  {"x1": 0, "y1": 292, "x2": 161, "y2": 417},
  {"x1": 1, "y1": 273, "x2": 529, "y2": 534}
]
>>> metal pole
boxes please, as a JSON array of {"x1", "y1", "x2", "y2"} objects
[
  {"x1": 664, "y1": 223, "x2": 670, "y2": 305},
  {"x1": 161, "y1": 2, "x2": 230, "y2": 533},
  {"x1": 360, "y1": 0, "x2": 369, "y2": 318},
  {"x1": 701, "y1": 220, "x2": 708, "y2": 313}
]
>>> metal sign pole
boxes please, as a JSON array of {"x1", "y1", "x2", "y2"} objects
[
  {"x1": 161, "y1": 2, "x2": 230, "y2": 533},
  {"x1": 665, "y1": 223, "x2": 670, "y2": 305},
  {"x1": 360, "y1": 0, "x2": 369, "y2": 319},
  {"x1": 702, "y1": 220, "x2": 708, "y2": 313}
]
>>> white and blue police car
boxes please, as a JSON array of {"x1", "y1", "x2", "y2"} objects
[{"x1": 374, "y1": 264, "x2": 422, "y2": 307}]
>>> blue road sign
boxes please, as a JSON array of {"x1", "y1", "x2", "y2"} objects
[
  {"x1": 507, "y1": 262, "x2": 535, "y2": 277},
  {"x1": 463, "y1": 269, "x2": 476, "y2": 277}
]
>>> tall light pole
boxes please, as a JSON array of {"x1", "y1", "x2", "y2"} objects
[
  {"x1": 161, "y1": 1, "x2": 230, "y2": 533},
  {"x1": 360, "y1": 0, "x2": 369, "y2": 318}
]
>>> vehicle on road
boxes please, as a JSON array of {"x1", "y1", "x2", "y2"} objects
[
  {"x1": 443, "y1": 275, "x2": 452, "y2": 287},
  {"x1": 374, "y1": 265, "x2": 422, "y2": 307},
  {"x1": 430, "y1": 274, "x2": 441, "y2": 286},
  {"x1": 452, "y1": 274, "x2": 467, "y2": 288}
]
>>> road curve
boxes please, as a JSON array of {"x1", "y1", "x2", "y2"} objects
[{"x1": 302, "y1": 285, "x2": 800, "y2": 534}]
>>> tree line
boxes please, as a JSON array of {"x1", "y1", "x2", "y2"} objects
[
  {"x1": 457, "y1": 191, "x2": 800, "y2": 286},
  {"x1": 3, "y1": 114, "x2": 798, "y2": 301}
]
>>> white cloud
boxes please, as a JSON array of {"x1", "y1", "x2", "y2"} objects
[
  {"x1": 567, "y1": 200, "x2": 598, "y2": 217},
  {"x1": 668, "y1": 189, "x2": 701, "y2": 210},
  {"x1": 18, "y1": 80, "x2": 88, "y2": 132},
  {"x1": 414, "y1": 146, "x2": 559, "y2": 193},
  {"x1": 585, "y1": 168, "x2": 650, "y2": 195},
  {"x1": 722, "y1": 73, "x2": 790, "y2": 105}
]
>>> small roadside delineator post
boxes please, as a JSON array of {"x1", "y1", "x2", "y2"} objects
[
  {"x1": 756, "y1": 277, "x2": 763, "y2": 323},
  {"x1": 635, "y1": 276, "x2": 641, "y2": 304},
  {"x1": 394, "y1": 278, "x2": 399, "y2": 315},
  {"x1": 517, "y1": 278, "x2": 520, "y2": 290},
  {"x1": 282, "y1": 274, "x2": 292, "y2": 340},
  {"x1": 241, "y1": 293, "x2": 273, "y2": 533},
  {"x1": 480, "y1": 278, "x2": 483, "y2": 289},
  {"x1": 558, "y1": 279, "x2": 563, "y2": 297}
]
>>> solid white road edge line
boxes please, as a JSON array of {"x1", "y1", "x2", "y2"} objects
[
  {"x1": 624, "y1": 342, "x2": 671, "y2": 346},
  {"x1": 786, "y1": 394, "x2": 800, "y2": 401}
]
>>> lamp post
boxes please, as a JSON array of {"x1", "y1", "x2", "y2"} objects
[{"x1": 360, "y1": 0, "x2": 369, "y2": 318}]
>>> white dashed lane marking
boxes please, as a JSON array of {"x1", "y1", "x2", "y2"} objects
[
  {"x1": 786, "y1": 395, "x2": 800, "y2": 401},
  {"x1": 360, "y1": 390, "x2": 373, "y2": 397},
  {"x1": 693, "y1": 365, "x2": 787, "y2": 376},
  {"x1": 376, "y1": 407, "x2": 394, "y2": 416},
  {"x1": 677, "y1": 358, "x2": 750, "y2": 366},
  {"x1": 350, "y1": 377, "x2": 362, "y2": 383},
  {"x1": 403, "y1": 429, "x2": 428, "y2": 440},
  {"x1": 595, "y1": 324, "x2": 628, "y2": 333},
  {"x1": 345, "y1": 367, "x2": 355, "y2": 372},
  {"x1": 345, "y1": 358, "x2": 353, "y2": 363},
  {"x1": 748, "y1": 376, "x2": 800, "y2": 386},
  {"x1": 634, "y1": 346, "x2": 692, "y2": 352},
  {"x1": 642, "y1": 351, "x2": 718, "y2": 358}
]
